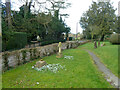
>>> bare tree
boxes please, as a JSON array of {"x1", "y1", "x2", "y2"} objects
[{"x1": 18, "y1": 0, "x2": 34, "y2": 18}]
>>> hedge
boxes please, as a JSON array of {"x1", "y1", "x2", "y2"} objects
[{"x1": 6, "y1": 32, "x2": 27, "y2": 50}]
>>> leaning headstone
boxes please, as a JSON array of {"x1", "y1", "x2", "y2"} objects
[
  {"x1": 56, "y1": 42, "x2": 62, "y2": 58},
  {"x1": 94, "y1": 41, "x2": 97, "y2": 49},
  {"x1": 35, "y1": 60, "x2": 47, "y2": 68}
]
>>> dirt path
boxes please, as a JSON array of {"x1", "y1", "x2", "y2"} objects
[{"x1": 84, "y1": 49, "x2": 120, "y2": 88}]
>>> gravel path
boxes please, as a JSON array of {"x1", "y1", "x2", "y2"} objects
[{"x1": 84, "y1": 49, "x2": 120, "y2": 88}]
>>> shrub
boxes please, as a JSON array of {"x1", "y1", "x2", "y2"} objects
[
  {"x1": 6, "y1": 32, "x2": 27, "y2": 50},
  {"x1": 109, "y1": 33, "x2": 120, "y2": 44}
]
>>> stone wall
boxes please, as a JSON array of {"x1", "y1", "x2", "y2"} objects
[{"x1": 0, "y1": 40, "x2": 90, "y2": 72}]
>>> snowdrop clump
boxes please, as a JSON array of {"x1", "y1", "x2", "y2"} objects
[
  {"x1": 36, "y1": 82, "x2": 39, "y2": 84},
  {"x1": 64, "y1": 55, "x2": 74, "y2": 60},
  {"x1": 32, "y1": 63, "x2": 65, "y2": 73},
  {"x1": 32, "y1": 66, "x2": 34, "y2": 69}
]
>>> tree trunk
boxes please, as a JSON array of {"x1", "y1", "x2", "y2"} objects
[
  {"x1": 66, "y1": 32, "x2": 68, "y2": 38},
  {"x1": 0, "y1": 4, "x2": 2, "y2": 52},
  {"x1": 5, "y1": 0, "x2": 12, "y2": 30},
  {"x1": 100, "y1": 34, "x2": 104, "y2": 41},
  {"x1": 28, "y1": 0, "x2": 33, "y2": 13},
  {"x1": 98, "y1": 41, "x2": 100, "y2": 47}
]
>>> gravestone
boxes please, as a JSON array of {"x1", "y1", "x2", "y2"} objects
[
  {"x1": 35, "y1": 60, "x2": 47, "y2": 68},
  {"x1": 94, "y1": 41, "x2": 97, "y2": 48},
  {"x1": 37, "y1": 35, "x2": 41, "y2": 46},
  {"x1": 37, "y1": 35, "x2": 41, "y2": 42},
  {"x1": 56, "y1": 42, "x2": 62, "y2": 58}
]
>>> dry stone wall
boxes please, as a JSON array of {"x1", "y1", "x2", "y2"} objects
[{"x1": 0, "y1": 40, "x2": 90, "y2": 72}]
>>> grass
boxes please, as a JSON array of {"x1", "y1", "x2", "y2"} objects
[
  {"x1": 2, "y1": 48, "x2": 112, "y2": 88},
  {"x1": 78, "y1": 41, "x2": 118, "y2": 77}
]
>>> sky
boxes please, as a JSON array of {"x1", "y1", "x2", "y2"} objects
[{"x1": 2, "y1": 0, "x2": 120, "y2": 34}]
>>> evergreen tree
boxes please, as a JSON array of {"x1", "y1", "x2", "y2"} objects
[{"x1": 80, "y1": 1, "x2": 117, "y2": 41}]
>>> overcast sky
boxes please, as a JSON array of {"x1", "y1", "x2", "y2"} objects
[{"x1": 2, "y1": 0, "x2": 120, "y2": 34}]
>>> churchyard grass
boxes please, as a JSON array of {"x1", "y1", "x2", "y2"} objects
[
  {"x1": 2, "y1": 48, "x2": 112, "y2": 88},
  {"x1": 78, "y1": 41, "x2": 118, "y2": 77}
]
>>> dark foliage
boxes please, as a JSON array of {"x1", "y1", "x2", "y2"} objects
[
  {"x1": 2, "y1": 2, "x2": 70, "y2": 51},
  {"x1": 5, "y1": 32, "x2": 27, "y2": 51}
]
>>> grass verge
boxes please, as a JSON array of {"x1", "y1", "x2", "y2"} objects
[
  {"x1": 2, "y1": 48, "x2": 112, "y2": 88},
  {"x1": 78, "y1": 41, "x2": 118, "y2": 77}
]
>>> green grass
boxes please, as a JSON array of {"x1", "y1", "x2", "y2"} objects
[
  {"x1": 78, "y1": 41, "x2": 118, "y2": 77},
  {"x1": 2, "y1": 48, "x2": 112, "y2": 88}
]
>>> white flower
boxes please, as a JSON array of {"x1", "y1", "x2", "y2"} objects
[
  {"x1": 32, "y1": 66, "x2": 34, "y2": 69},
  {"x1": 37, "y1": 82, "x2": 39, "y2": 84},
  {"x1": 64, "y1": 55, "x2": 74, "y2": 60},
  {"x1": 107, "y1": 79, "x2": 111, "y2": 82},
  {"x1": 47, "y1": 66, "x2": 49, "y2": 68},
  {"x1": 34, "y1": 63, "x2": 66, "y2": 73}
]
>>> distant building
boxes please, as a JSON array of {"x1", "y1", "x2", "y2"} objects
[
  {"x1": 63, "y1": 33, "x2": 83, "y2": 40},
  {"x1": 68, "y1": 33, "x2": 83, "y2": 40}
]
